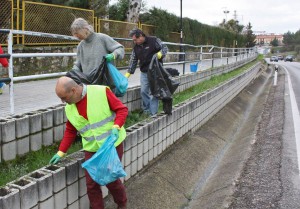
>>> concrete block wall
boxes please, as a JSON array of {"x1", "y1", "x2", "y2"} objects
[
  {"x1": 0, "y1": 104, "x2": 67, "y2": 163},
  {"x1": 0, "y1": 56, "x2": 256, "y2": 163},
  {"x1": 0, "y1": 61, "x2": 260, "y2": 209}
]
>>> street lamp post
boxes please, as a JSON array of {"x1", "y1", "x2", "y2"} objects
[
  {"x1": 223, "y1": 10, "x2": 229, "y2": 21},
  {"x1": 179, "y1": 0, "x2": 184, "y2": 64},
  {"x1": 180, "y1": 0, "x2": 183, "y2": 46}
]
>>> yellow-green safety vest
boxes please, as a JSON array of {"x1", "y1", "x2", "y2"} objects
[{"x1": 65, "y1": 85, "x2": 126, "y2": 152}]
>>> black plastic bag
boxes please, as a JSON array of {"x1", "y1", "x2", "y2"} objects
[
  {"x1": 148, "y1": 55, "x2": 180, "y2": 114},
  {"x1": 66, "y1": 59, "x2": 117, "y2": 95},
  {"x1": 162, "y1": 98, "x2": 173, "y2": 115},
  {"x1": 88, "y1": 59, "x2": 115, "y2": 90},
  {"x1": 148, "y1": 55, "x2": 179, "y2": 99},
  {"x1": 161, "y1": 66, "x2": 180, "y2": 95},
  {"x1": 65, "y1": 69, "x2": 90, "y2": 84},
  {"x1": 165, "y1": 68, "x2": 180, "y2": 77}
]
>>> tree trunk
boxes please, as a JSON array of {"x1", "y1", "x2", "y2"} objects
[{"x1": 126, "y1": 0, "x2": 142, "y2": 23}]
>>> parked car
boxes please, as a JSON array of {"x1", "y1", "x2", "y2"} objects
[
  {"x1": 285, "y1": 55, "x2": 294, "y2": 62},
  {"x1": 277, "y1": 55, "x2": 284, "y2": 60},
  {"x1": 270, "y1": 56, "x2": 278, "y2": 62}
]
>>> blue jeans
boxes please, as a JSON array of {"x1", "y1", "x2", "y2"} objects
[
  {"x1": 0, "y1": 82, "x2": 4, "y2": 88},
  {"x1": 140, "y1": 72, "x2": 158, "y2": 115}
]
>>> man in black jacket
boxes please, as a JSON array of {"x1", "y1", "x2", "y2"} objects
[{"x1": 125, "y1": 29, "x2": 168, "y2": 116}]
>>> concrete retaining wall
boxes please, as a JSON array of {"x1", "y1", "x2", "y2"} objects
[
  {"x1": 0, "y1": 55, "x2": 256, "y2": 163},
  {"x1": 0, "y1": 56, "x2": 259, "y2": 209}
]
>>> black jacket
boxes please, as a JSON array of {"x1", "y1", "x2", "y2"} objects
[{"x1": 128, "y1": 36, "x2": 168, "y2": 73}]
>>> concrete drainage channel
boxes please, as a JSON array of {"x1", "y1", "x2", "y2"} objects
[
  {"x1": 186, "y1": 67, "x2": 273, "y2": 209},
  {"x1": 104, "y1": 65, "x2": 271, "y2": 209},
  {"x1": 0, "y1": 57, "x2": 260, "y2": 209}
]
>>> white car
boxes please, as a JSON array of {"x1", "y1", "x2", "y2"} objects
[{"x1": 270, "y1": 56, "x2": 278, "y2": 62}]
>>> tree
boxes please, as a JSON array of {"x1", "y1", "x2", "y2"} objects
[
  {"x1": 219, "y1": 19, "x2": 244, "y2": 34},
  {"x1": 283, "y1": 31, "x2": 295, "y2": 46},
  {"x1": 270, "y1": 37, "x2": 279, "y2": 47},
  {"x1": 139, "y1": 7, "x2": 179, "y2": 39},
  {"x1": 282, "y1": 29, "x2": 300, "y2": 54},
  {"x1": 108, "y1": 0, "x2": 147, "y2": 22},
  {"x1": 244, "y1": 22, "x2": 256, "y2": 47},
  {"x1": 294, "y1": 30, "x2": 300, "y2": 44},
  {"x1": 88, "y1": 0, "x2": 109, "y2": 18},
  {"x1": 108, "y1": 0, "x2": 129, "y2": 21}
]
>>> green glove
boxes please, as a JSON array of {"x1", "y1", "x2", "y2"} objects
[
  {"x1": 105, "y1": 53, "x2": 115, "y2": 62},
  {"x1": 49, "y1": 151, "x2": 65, "y2": 164},
  {"x1": 49, "y1": 154, "x2": 61, "y2": 164},
  {"x1": 111, "y1": 125, "x2": 120, "y2": 139}
]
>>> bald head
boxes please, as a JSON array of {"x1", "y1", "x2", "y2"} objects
[{"x1": 56, "y1": 76, "x2": 82, "y2": 104}]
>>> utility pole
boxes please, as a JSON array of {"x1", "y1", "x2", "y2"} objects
[
  {"x1": 233, "y1": 10, "x2": 237, "y2": 21},
  {"x1": 179, "y1": 0, "x2": 184, "y2": 62},
  {"x1": 180, "y1": 0, "x2": 183, "y2": 48},
  {"x1": 223, "y1": 8, "x2": 229, "y2": 21}
]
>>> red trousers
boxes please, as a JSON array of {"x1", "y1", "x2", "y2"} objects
[{"x1": 84, "y1": 143, "x2": 127, "y2": 209}]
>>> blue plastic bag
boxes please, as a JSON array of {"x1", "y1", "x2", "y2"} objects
[
  {"x1": 107, "y1": 62, "x2": 128, "y2": 97},
  {"x1": 82, "y1": 135, "x2": 126, "y2": 186}
]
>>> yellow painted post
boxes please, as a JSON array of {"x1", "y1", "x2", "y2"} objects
[
  {"x1": 21, "y1": 0, "x2": 24, "y2": 45},
  {"x1": 99, "y1": 18, "x2": 101, "y2": 33},
  {"x1": 11, "y1": 0, "x2": 14, "y2": 30},
  {"x1": 94, "y1": 17, "x2": 97, "y2": 32}
]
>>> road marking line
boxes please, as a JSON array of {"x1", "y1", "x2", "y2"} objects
[{"x1": 284, "y1": 67, "x2": 300, "y2": 175}]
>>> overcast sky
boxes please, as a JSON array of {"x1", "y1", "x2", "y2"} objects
[{"x1": 110, "y1": 0, "x2": 300, "y2": 34}]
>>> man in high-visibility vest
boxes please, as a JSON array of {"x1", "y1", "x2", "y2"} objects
[{"x1": 50, "y1": 76, "x2": 128, "y2": 209}]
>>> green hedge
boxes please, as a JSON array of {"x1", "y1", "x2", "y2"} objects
[{"x1": 140, "y1": 7, "x2": 247, "y2": 47}]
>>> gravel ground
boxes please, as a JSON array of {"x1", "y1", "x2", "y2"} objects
[{"x1": 229, "y1": 70, "x2": 285, "y2": 209}]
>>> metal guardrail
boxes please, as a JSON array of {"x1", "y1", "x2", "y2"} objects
[{"x1": 0, "y1": 29, "x2": 257, "y2": 115}]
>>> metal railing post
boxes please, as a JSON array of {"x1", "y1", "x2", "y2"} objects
[
  {"x1": 8, "y1": 30, "x2": 14, "y2": 115},
  {"x1": 227, "y1": 57, "x2": 229, "y2": 65},
  {"x1": 182, "y1": 45, "x2": 186, "y2": 75},
  {"x1": 211, "y1": 47, "x2": 214, "y2": 68},
  {"x1": 200, "y1": 46, "x2": 203, "y2": 61},
  {"x1": 220, "y1": 47, "x2": 223, "y2": 66}
]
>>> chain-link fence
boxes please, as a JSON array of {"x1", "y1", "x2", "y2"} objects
[
  {"x1": 98, "y1": 19, "x2": 137, "y2": 38},
  {"x1": 23, "y1": 1, "x2": 93, "y2": 45},
  {"x1": 140, "y1": 24, "x2": 156, "y2": 36},
  {"x1": 0, "y1": 0, "x2": 180, "y2": 46},
  {"x1": 169, "y1": 32, "x2": 181, "y2": 43},
  {"x1": 98, "y1": 19, "x2": 137, "y2": 50},
  {"x1": 0, "y1": 0, "x2": 12, "y2": 45}
]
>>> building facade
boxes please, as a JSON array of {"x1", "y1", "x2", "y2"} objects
[{"x1": 255, "y1": 33, "x2": 283, "y2": 45}]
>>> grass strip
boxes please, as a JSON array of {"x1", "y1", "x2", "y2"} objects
[
  {"x1": 125, "y1": 56, "x2": 263, "y2": 127},
  {"x1": 0, "y1": 141, "x2": 82, "y2": 186}
]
